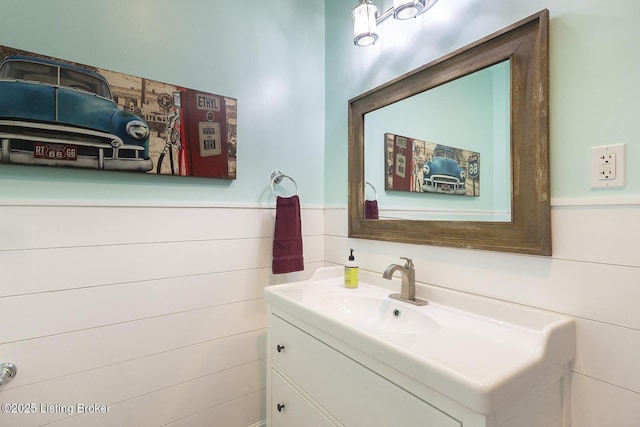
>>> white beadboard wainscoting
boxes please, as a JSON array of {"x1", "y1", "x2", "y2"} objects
[
  {"x1": 324, "y1": 200, "x2": 640, "y2": 427},
  {"x1": 0, "y1": 202, "x2": 324, "y2": 427},
  {"x1": 1, "y1": 199, "x2": 639, "y2": 426}
]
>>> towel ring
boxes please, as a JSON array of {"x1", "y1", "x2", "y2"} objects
[
  {"x1": 365, "y1": 181, "x2": 377, "y2": 201},
  {"x1": 271, "y1": 170, "x2": 299, "y2": 197}
]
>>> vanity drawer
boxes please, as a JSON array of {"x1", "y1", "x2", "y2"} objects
[
  {"x1": 271, "y1": 369, "x2": 337, "y2": 427},
  {"x1": 270, "y1": 314, "x2": 461, "y2": 427}
]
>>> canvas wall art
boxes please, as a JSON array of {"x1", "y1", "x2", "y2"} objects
[
  {"x1": 385, "y1": 133, "x2": 479, "y2": 196},
  {"x1": 0, "y1": 45, "x2": 237, "y2": 179}
]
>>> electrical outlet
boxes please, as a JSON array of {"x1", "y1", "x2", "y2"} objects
[
  {"x1": 590, "y1": 144, "x2": 626, "y2": 188},
  {"x1": 599, "y1": 152, "x2": 616, "y2": 180}
]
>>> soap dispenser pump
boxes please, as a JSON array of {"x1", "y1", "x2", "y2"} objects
[{"x1": 344, "y1": 248, "x2": 359, "y2": 289}]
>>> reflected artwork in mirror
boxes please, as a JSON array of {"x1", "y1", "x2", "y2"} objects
[
  {"x1": 348, "y1": 10, "x2": 550, "y2": 255},
  {"x1": 384, "y1": 133, "x2": 482, "y2": 198}
]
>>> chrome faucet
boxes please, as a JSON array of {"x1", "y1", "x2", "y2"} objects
[{"x1": 382, "y1": 257, "x2": 428, "y2": 306}]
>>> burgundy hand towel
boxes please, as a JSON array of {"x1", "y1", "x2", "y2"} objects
[
  {"x1": 365, "y1": 199, "x2": 379, "y2": 219},
  {"x1": 272, "y1": 195, "x2": 304, "y2": 274}
]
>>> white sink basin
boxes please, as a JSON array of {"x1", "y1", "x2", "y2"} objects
[
  {"x1": 320, "y1": 294, "x2": 440, "y2": 333},
  {"x1": 265, "y1": 266, "x2": 575, "y2": 415}
]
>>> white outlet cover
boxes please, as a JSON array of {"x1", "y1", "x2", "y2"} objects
[{"x1": 590, "y1": 144, "x2": 626, "y2": 188}]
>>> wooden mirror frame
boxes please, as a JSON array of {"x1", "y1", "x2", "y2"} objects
[{"x1": 348, "y1": 10, "x2": 550, "y2": 255}]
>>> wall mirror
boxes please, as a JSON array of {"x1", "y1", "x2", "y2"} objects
[{"x1": 348, "y1": 10, "x2": 550, "y2": 255}]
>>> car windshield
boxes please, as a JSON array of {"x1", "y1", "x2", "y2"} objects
[
  {"x1": 0, "y1": 60, "x2": 57, "y2": 85},
  {"x1": 59, "y1": 68, "x2": 111, "y2": 98},
  {"x1": 0, "y1": 60, "x2": 111, "y2": 99},
  {"x1": 434, "y1": 147, "x2": 457, "y2": 161}
]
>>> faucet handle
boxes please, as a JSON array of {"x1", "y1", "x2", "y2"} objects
[{"x1": 400, "y1": 257, "x2": 414, "y2": 269}]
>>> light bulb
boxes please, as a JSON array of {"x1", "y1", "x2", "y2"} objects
[
  {"x1": 352, "y1": 0, "x2": 379, "y2": 46},
  {"x1": 393, "y1": 0, "x2": 423, "y2": 20}
]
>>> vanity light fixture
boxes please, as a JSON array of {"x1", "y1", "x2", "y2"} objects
[{"x1": 352, "y1": 0, "x2": 438, "y2": 46}]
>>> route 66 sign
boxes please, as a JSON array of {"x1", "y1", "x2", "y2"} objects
[{"x1": 468, "y1": 155, "x2": 480, "y2": 179}]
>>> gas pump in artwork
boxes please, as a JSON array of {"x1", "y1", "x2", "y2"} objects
[
  {"x1": 388, "y1": 134, "x2": 413, "y2": 192},
  {"x1": 175, "y1": 88, "x2": 237, "y2": 179}
]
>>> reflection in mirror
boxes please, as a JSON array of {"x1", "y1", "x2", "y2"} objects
[
  {"x1": 348, "y1": 10, "x2": 550, "y2": 255},
  {"x1": 364, "y1": 61, "x2": 510, "y2": 222}
]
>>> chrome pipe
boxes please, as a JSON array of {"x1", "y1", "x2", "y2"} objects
[{"x1": 0, "y1": 363, "x2": 17, "y2": 388}]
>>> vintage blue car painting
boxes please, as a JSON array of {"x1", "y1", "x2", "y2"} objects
[
  {"x1": 423, "y1": 144, "x2": 468, "y2": 195},
  {"x1": 0, "y1": 55, "x2": 153, "y2": 172},
  {"x1": 385, "y1": 132, "x2": 479, "y2": 196}
]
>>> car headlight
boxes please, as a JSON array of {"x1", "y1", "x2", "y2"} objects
[
  {"x1": 126, "y1": 120, "x2": 149, "y2": 140},
  {"x1": 423, "y1": 164, "x2": 431, "y2": 175},
  {"x1": 460, "y1": 170, "x2": 466, "y2": 179}
]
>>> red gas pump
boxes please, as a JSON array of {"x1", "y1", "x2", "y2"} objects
[
  {"x1": 176, "y1": 88, "x2": 231, "y2": 178},
  {"x1": 390, "y1": 134, "x2": 413, "y2": 191}
]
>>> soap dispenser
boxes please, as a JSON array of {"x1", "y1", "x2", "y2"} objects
[{"x1": 344, "y1": 248, "x2": 359, "y2": 289}]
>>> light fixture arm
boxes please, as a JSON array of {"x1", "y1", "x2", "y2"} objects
[{"x1": 375, "y1": 7, "x2": 394, "y2": 24}]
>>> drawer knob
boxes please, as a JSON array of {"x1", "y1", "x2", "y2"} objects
[
  {"x1": 276, "y1": 344, "x2": 285, "y2": 353},
  {"x1": 277, "y1": 403, "x2": 285, "y2": 412}
]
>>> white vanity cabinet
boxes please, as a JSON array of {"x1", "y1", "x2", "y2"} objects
[
  {"x1": 264, "y1": 268, "x2": 574, "y2": 427},
  {"x1": 268, "y1": 313, "x2": 461, "y2": 427}
]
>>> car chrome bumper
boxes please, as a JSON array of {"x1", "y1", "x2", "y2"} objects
[
  {"x1": 3, "y1": 149, "x2": 153, "y2": 172},
  {"x1": 0, "y1": 120, "x2": 153, "y2": 172},
  {"x1": 424, "y1": 177, "x2": 466, "y2": 195}
]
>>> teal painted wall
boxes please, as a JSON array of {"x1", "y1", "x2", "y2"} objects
[
  {"x1": 3, "y1": 1, "x2": 638, "y2": 206},
  {"x1": 325, "y1": 0, "x2": 640, "y2": 204},
  {"x1": 0, "y1": 0, "x2": 325, "y2": 205}
]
